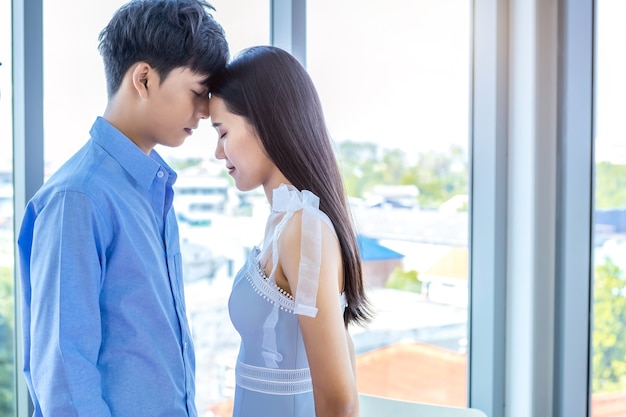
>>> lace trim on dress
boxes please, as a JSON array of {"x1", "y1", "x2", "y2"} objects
[
  {"x1": 236, "y1": 361, "x2": 313, "y2": 395},
  {"x1": 245, "y1": 249, "x2": 296, "y2": 314},
  {"x1": 245, "y1": 252, "x2": 349, "y2": 313}
]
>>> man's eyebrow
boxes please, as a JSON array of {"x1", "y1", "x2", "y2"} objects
[{"x1": 212, "y1": 122, "x2": 222, "y2": 128}]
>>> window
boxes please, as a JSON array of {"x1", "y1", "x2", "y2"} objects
[
  {"x1": 307, "y1": 0, "x2": 471, "y2": 406},
  {"x1": 14, "y1": 1, "x2": 604, "y2": 416},
  {"x1": 591, "y1": 1, "x2": 626, "y2": 415}
]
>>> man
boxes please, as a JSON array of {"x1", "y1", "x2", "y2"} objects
[{"x1": 17, "y1": 1, "x2": 229, "y2": 415}]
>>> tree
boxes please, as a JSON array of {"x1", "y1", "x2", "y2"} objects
[
  {"x1": 386, "y1": 268, "x2": 422, "y2": 293},
  {"x1": 336, "y1": 140, "x2": 469, "y2": 209},
  {"x1": 337, "y1": 141, "x2": 383, "y2": 197},
  {"x1": 380, "y1": 149, "x2": 407, "y2": 185},
  {"x1": 596, "y1": 162, "x2": 626, "y2": 209},
  {"x1": 593, "y1": 258, "x2": 626, "y2": 393},
  {"x1": 0, "y1": 267, "x2": 14, "y2": 416},
  {"x1": 407, "y1": 145, "x2": 468, "y2": 209}
]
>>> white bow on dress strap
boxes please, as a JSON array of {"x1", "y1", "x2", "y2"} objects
[{"x1": 268, "y1": 184, "x2": 321, "y2": 317}]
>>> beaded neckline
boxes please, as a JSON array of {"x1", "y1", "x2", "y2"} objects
[
  {"x1": 255, "y1": 259, "x2": 294, "y2": 301},
  {"x1": 244, "y1": 249, "x2": 297, "y2": 313}
]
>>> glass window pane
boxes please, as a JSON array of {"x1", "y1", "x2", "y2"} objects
[
  {"x1": 592, "y1": 1, "x2": 626, "y2": 415},
  {"x1": 0, "y1": 0, "x2": 15, "y2": 415},
  {"x1": 42, "y1": 1, "x2": 268, "y2": 416},
  {"x1": 43, "y1": 0, "x2": 127, "y2": 175},
  {"x1": 307, "y1": 0, "x2": 471, "y2": 406}
]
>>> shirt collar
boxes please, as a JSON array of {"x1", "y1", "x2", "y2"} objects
[{"x1": 90, "y1": 117, "x2": 177, "y2": 189}]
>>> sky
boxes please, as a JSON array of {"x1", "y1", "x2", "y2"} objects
[
  {"x1": 594, "y1": 0, "x2": 626, "y2": 163},
  {"x1": 1, "y1": 0, "x2": 626, "y2": 172}
]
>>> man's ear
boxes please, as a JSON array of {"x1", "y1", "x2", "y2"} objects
[{"x1": 131, "y1": 62, "x2": 154, "y2": 98}]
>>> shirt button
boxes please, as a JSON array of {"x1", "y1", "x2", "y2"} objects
[{"x1": 157, "y1": 171, "x2": 165, "y2": 178}]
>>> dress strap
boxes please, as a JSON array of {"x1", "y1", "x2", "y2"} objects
[
  {"x1": 257, "y1": 184, "x2": 336, "y2": 368},
  {"x1": 259, "y1": 184, "x2": 335, "y2": 318}
]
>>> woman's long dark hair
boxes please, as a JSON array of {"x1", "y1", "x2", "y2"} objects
[{"x1": 209, "y1": 46, "x2": 372, "y2": 326}]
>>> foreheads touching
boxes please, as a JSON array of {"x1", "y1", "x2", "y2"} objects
[
  {"x1": 98, "y1": 0, "x2": 229, "y2": 98},
  {"x1": 207, "y1": 46, "x2": 335, "y2": 189},
  {"x1": 207, "y1": 46, "x2": 324, "y2": 144}
]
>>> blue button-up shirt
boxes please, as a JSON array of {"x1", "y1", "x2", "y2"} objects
[{"x1": 18, "y1": 117, "x2": 197, "y2": 417}]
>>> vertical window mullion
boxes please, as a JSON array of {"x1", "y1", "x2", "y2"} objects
[
  {"x1": 554, "y1": 0, "x2": 594, "y2": 416},
  {"x1": 12, "y1": 0, "x2": 44, "y2": 415},
  {"x1": 469, "y1": 0, "x2": 508, "y2": 416},
  {"x1": 270, "y1": 0, "x2": 306, "y2": 66}
]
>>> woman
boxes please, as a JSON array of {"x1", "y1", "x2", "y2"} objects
[{"x1": 208, "y1": 45, "x2": 373, "y2": 417}]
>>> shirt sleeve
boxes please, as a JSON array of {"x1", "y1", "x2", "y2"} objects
[{"x1": 28, "y1": 190, "x2": 112, "y2": 416}]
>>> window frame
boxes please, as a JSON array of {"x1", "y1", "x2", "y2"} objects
[
  {"x1": 554, "y1": 1, "x2": 594, "y2": 416},
  {"x1": 13, "y1": 0, "x2": 44, "y2": 415},
  {"x1": 469, "y1": 0, "x2": 508, "y2": 414}
]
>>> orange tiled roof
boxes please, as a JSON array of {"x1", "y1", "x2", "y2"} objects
[
  {"x1": 592, "y1": 389, "x2": 626, "y2": 417},
  {"x1": 205, "y1": 341, "x2": 626, "y2": 417},
  {"x1": 356, "y1": 341, "x2": 466, "y2": 407}
]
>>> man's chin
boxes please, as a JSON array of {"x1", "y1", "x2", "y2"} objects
[{"x1": 170, "y1": 138, "x2": 187, "y2": 148}]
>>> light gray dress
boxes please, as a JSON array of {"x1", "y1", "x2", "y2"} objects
[{"x1": 228, "y1": 184, "x2": 347, "y2": 417}]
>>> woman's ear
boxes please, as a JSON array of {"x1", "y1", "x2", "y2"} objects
[{"x1": 131, "y1": 62, "x2": 153, "y2": 98}]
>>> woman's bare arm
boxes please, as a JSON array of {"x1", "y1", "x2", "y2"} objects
[{"x1": 278, "y1": 213, "x2": 359, "y2": 417}]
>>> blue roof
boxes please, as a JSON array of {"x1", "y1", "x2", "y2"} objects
[{"x1": 357, "y1": 235, "x2": 405, "y2": 261}]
